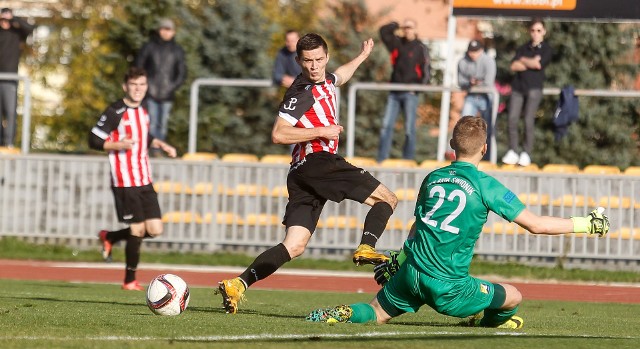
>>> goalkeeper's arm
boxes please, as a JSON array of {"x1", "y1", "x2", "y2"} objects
[{"x1": 513, "y1": 207, "x2": 609, "y2": 237}]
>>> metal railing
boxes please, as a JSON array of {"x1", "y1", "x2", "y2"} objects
[
  {"x1": 188, "y1": 78, "x2": 273, "y2": 154},
  {"x1": 2, "y1": 153, "x2": 640, "y2": 268},
  {"x1": 0, "y1": 73, "x2": 31, "y2": 154}
]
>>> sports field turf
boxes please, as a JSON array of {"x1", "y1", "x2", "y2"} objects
[{"x1": 0, "y1": 279, "x2": 638, "y2": 349}]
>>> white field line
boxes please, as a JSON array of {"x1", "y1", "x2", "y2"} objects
[{"x1": 1, "y1": 331, "x2": 638, "y2": 342}]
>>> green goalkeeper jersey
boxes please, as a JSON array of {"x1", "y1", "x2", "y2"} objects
[{"x1": 407, "y1": 161, "x2": 525, "y2": 281}]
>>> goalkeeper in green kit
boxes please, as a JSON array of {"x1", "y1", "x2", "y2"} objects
[{"x1": 306, "y1": 115, "x2": 610, "y2": 329}]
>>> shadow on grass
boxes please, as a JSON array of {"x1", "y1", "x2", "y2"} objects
[{"x1": 0, "y1": 294, "x2": 142, "y2": 307}]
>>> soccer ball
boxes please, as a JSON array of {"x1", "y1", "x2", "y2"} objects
[{"x1": 146, "y1": 274, "x2": 190, "y2": 316}]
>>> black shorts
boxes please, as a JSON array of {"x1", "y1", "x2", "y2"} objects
[
  {"x1": 283, "y1": 152, "x2": 380, "y2": 232},
  {"x1": 111, "y1": 184, "x2": 161, "y2": 224}
]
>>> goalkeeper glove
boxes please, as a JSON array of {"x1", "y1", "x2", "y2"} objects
[
  {"x1": 571, "y1": 207, "x2": 610, "y2": 237},
  {"x1": 373, "y1": 249, "x2": 407, "y2": 286}
]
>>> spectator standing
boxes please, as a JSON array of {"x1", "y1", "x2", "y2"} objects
[
  {"x1": 502, "y1": 18, "x2": 552, "y2": 167},
  {"x1": 215, "y1": 34, "x2": 398, "y2": 315},
  {"x1": 89, "y1": 67, "x2": 177, "y2": 291},
  {"x1": 377, "y1": 19, "x2": 430, "y2": 163},
  {"x1": 272, "y1": 30, "x2": 302, "y2": 89},
  {"x1": 457, "y1": 39, "x2": 496, "y2": 161},
  {"x1": 134, "y1": 18, "x2": 186, "y2": 146},
  {"x1": 0, "y1": 8, "x2": 34, "y2": 148}
]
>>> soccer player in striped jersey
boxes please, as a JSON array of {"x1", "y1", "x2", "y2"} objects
[
  {"x1": 216, "y1": 33, "x2": 398, "y2": 314},
  {"x1": 306, "y1": 115, "x2": 609, "y2": 328},
  {"x1": 89, "y1": 67, "x2": 176, "y2": 291}
]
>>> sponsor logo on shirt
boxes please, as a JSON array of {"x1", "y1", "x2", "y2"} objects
[
  {"x1": 480, "y1": 283, "x2": 489, "y2": 294},
  {"x1": 503, "y1": 191, "x2": 516, "y2": 203}
]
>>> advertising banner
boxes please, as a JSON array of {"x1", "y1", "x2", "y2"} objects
[{"x1": 453, "y1": 0, "x2": 640, "y2": 21}]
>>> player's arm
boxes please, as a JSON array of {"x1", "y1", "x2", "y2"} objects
[
  {"x1": 88, "y1": 108, "x2": 131, "y2": 151},
  {"x1": 333, "y1": 38, "x2": 374, "y2": 87},
  {"x1": 514, "y1": 207, "x2": 609, "y2": 236},
  {"x1": 150, "y1": 138, "x2": 177, "y2": 158},
  {"x1": 271, "y1": 117, "x2": 342, "y2": 145}
]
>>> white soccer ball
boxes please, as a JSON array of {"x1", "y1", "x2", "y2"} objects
[{"x1": 146, "y1": 274, "x2": 190, "y2": 316}]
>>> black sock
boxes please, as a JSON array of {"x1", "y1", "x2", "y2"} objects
[
  {"x1": 108, "y1": 227, "x2": 131, "y2": 244},
  {"x1": 124, "y1": 235, "x2": 143, "y2": 283},
  {"x1": 360, "y1": 202, "x2": 393, "y2": 247},
  {"x1": 239, "y1": 243, "x2": 291, "y2": 288}
]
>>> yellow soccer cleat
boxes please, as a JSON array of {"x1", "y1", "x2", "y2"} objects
[
  {"x1": 306, "y1": 305, "x2": 353, "y2": 323},
  {"x1": 352, "y1": 244, "x2": 389, "y2": 266},
  {"x1": 215, "y1": 278, "x2": 246, "y2": 314},
  {"x1": 496, "y1": 315, "x2": 524, "y2": 329}
]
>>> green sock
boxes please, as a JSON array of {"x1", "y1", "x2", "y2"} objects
[
  {"x1": 348, "y1": 303, "x2": 377, "y2": 323},
  {"x1": 480, "y1": 306, "x2": 518, "y2": 327}
]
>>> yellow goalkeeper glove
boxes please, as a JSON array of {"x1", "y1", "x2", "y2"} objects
[{"x1": 571, "y1": 207, "x2": 610, "y2": 237}]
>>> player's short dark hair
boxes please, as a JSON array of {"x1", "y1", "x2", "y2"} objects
[
  {"x1": 451, "y1": 116, "x2": 487, "y2": 157},
  {"x1": 296, "y1": 33, "x2": 328, "y2": 57},
  {"x1": 123, "y1": 66, "x2": 147, "y2": 83}
]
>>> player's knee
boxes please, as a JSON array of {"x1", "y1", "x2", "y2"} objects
[
  {"x1": 286, "y1": 243, "x2": 305, "y2": 258},
  {"x1": 382, "y1": 187, "x2": 398, "y2": 209},
  {"x1": 146, "y1": 228, "x2": 163, "y2": 237},
  {"x1": 386, "y1": 193, "x2": 398, "y2": 210},
  {"x1": 503, "y1": 285, "x2": 522, "y2": 309}
]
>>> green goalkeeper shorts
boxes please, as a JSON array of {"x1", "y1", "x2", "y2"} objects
[{"x1": 376, "y1": 262, "x2": 495, "y2": 318}]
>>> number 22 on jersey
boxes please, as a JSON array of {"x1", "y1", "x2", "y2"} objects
[{"x1": 420, "y1": 185, "x2": 466, "y2": 234}]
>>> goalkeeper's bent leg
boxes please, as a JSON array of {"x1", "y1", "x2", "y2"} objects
[
  {"x1": 479, "y1": 284, "x2": 520, "y2": 327},
  {"x1": 480, "y1": 306, "x2": 519, "y2": 327},
  {"x1": 348, "y1": 303, "x2": 377, "y2": 323}
]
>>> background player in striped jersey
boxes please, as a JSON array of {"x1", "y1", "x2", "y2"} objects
[
  {"x1": 306, "y1": 115, "x2": 609, "y2": 328},
  {"x1": 89, "y1": 67, "x2": 176, "y2": 291},
  {"x1": 216, "y1": 33, "x2": 398, "y2": 314}
]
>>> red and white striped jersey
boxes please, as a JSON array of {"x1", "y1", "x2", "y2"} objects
[
  {"x1": 278, "y1": 73, "x2": 339, "y2": 163},
  {"x1": 89, "y1": 99, "x2": 154, "y2": 188}
]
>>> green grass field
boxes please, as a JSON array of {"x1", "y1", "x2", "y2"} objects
[{"x1": 1, "y1": 279, "x2": 639, "y2": 349}]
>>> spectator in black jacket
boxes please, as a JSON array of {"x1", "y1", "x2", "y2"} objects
[
  {"x1": 272, "y1": 30, "x2": 302, "y2": 89},
  {"x1": 134, "y1": 18, "x2": 186, "y2": 145},
  {"x1": 0, "y1": 8, "x2": 34, "y2": 148},
  {"x1": 377, "y1": 19, "x2": 430, "y2": 163}
]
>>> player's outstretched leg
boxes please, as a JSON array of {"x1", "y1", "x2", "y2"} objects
[
  {"x1": 216, "y1": 278, "x2": 247, "y2": 314},
  {"x1": 306, "y1": 305, "x2": 353, "y2": 323},
  {"x1": 353, "y1": 201, "x2": 394, "y2": 266}
]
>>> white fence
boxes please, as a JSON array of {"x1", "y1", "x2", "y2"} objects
[{"x1": 1, "y1": 153, "x2": 639, "y2": 267}]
